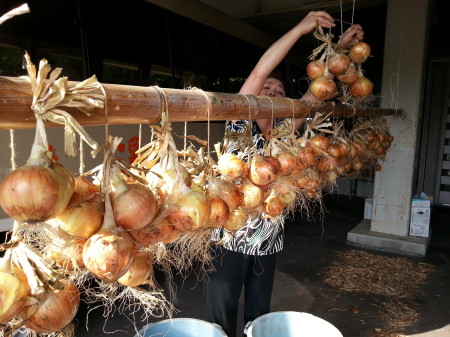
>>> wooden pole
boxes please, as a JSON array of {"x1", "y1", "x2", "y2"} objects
[{"x1": 0, "y1": 76, "x2": 402, "y2": 130}]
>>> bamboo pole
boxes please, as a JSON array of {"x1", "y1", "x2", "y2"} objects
[{"x1": 0, "y1": 76, "x2": 402, "y2": 130}]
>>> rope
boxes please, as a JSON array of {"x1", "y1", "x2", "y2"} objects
[
  {"x1": 9, "y1": 129, "x2": 17, "y2": 171},
  {"x1": 79, "y1": 137, "x2": 84, "y2": 175}
]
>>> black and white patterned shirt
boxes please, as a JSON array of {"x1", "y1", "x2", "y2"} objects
[{"x1": 212, "y1": 119, "x2": 285, "y2": 256}]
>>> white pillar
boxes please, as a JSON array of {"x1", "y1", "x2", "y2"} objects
[{"x1": 371, "y1": 0, "x2": 430, "y2": 236}]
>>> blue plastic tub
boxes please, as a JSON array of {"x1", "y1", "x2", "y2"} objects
[
  {"x1": 247, "y1": 311, "x2": 343, "y2": 337},
  {"x1": 135, "y1": 318, "x2": 227, "y2": 337}
]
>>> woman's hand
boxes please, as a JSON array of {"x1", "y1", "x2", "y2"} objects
[
  {"x1": 296, "y1": 11, "x2": 336, "y2": 35},
  {"x1": 338, "y1": 24, "x2": 364, "y2": 46}
]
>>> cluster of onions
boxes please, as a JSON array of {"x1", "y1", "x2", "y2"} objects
[
  {"x1": 307, "y1": 36, "x2": 374, "y2": 100},
  {"x1": 0, "y1": 243, "x2": 80, "y2": 333}
]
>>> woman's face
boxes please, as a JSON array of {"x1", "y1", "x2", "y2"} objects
[{"x1": 260, "y1": 78, "x2": 286, "y2": 98}]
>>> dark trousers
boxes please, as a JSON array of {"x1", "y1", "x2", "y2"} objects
[{"x1": 205, "y1": 245, "x2": 276, "y2": 337}]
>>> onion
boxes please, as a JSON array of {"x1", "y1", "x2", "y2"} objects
[
  {"x1": 327, "y1": 144, "x2": 342, "y2": 158},
  {"x1": 349, "y1": 75, "x2": 374, "y2": 97},
  {"x1": 249, "y1": 155, "x2": 281, "y2": 186},
  {"x1": 111, "y1": 178, "x2": 158, "y2": 231},
  {"x1": 51, "y1": 200, "x2": 103, "y2": 238},
  {"x1": 83, "y1": 230, "x2": 138, "y2": 281},
  {"x1": 208, "y1": 197, "x2": 231, "y2": 227},
  {"x1": 297, "y1": 148, "x2": 315, "y2": 169},
  {"x1": 264, "y1": 195, "x2": 286, "y2": 217},
  {"x1": 307, "y1": 59, "x2": 326, "y2": 79},
  {"x1": 310, "y1": 75, "x2": 338, "y2": 100},
  {"x1": 207, "y1": 176, "x2": 242, "y2": 210},
  {"x1": 275, "y1": 151, "x2": 297, "y2": 176},
  {"x1": 349, "y1": 41, "x2": 371, "y2": 63},
  {"x1": 337, "y1": 63, "x2": 358, "y2": 84},
  {"x1": 217, "y1": 153, "x2": 248, "y2": 181},
  {"x1": 66, "y1": 176, "x2": 99, "y2": 208},
  {"x1": 239, "y1": 181, "x2": 264, "y2": 210},
  {"x1": 23, "y1": 279, "x2": 79, "y2": 333},
  {"x1": 0, "y1": 253, "x2": 31, "y2": 324},
  {"x1": 83, "y1": 137, "x2": 139, "y2": 282},
  {"x1": 118, "y1": 252, "x2": 153, "y2": 287},
  {"x1": 327, "y1": 54, "x2": 350, "y2": 75},
  {"x1": 223, "y1": 208, "x2": 248, "y2": 232},
  {"x1": 130, "y1": 219, "x2": 179, "y2": 246},
  {"x1": 46, "y1": 238, "x2": 86, "y2": 270},
  {"x1": 0, "y1": 162, "x2": 74, "y2": 222},
  {"x1": 316, "y1": 156, "x2": 338, "y2": 172},
  {"x1": 308, "y1": 134, "x2": 330, "y2": 154},
  {"x1": 167, "y1": 189, "x2": 211, "y2": 231},
  {"x1": 146, "y1": 162, "x2": 192, "y2": 198}
]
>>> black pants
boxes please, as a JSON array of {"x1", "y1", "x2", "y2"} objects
[{"x1": 204, "y1": 245, "x2": 276, "y2": 337}]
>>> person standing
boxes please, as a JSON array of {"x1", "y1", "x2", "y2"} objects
[{"x1": 205, "y1": 11, "x2": 364, "y2": 337}]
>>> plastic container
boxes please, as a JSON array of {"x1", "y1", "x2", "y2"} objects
[
  {"x1": 135, "y1": 318, "x2": 227, "y2": 337},
  {"x1": 247, "y1": 311, "x2": 343, "y2": 337}
]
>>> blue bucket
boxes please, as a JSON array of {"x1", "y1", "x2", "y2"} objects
[
  {"x1": 247, "y1": 311, "x2": 343, "y2": 337},
  {"x1": 135, "y1": 318, "x2": 227, "y2": 337}
]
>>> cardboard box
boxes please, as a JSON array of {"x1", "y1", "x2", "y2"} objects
[
  {"x1": 364, "y1": 198, "x2": 373, "y2": 220},
  {"x1": 409, "y1": 199, "x2": 431, "y2": 237}
]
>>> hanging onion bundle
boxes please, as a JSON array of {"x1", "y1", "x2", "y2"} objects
[
  {"x1": 0, "y1": 53, "x2": 103, "y2": 223},
  {"x1": 83, "y1": 137, "x2": 138, "y2": 282}
]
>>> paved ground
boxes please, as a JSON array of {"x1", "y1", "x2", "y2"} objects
[{"x1": 70, "y1": 195, "x2": 450, "y2": 337}]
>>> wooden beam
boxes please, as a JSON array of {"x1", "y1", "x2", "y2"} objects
[{"x1": 0, "y1": 76, "x2": 401, "y2": 130}]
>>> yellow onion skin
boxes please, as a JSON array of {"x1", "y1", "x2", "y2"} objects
[
  {"x1": 208, "y1": 177, "x2": 242, "y2": 210},
  {"x1": 24, "y1": 279, "x2": 80, "y2": 333},
  {"x1": 264, "y1": 195, "x2": 286, "y2": 217},
  {"x1": 112, "y1": 183, "x2": 158, "y2": 231},
  {"x1": 275, "y1": 151, "x2": 297, "y2": 176},
  {"x1": 217, "y1": 153, "x2": 248, "y2": 181},
  {"x1": 46, "y1": 238, "x2": 86, "y2": 270},
  {"x1": 307, "y1": 60, "x2": 326, "y2": 79},
  {"x1": 130, "y1": 219, "x2": 179, "y2": 246},
  {"x1": 310, "y1": 75, "x2": 338, "y2": 101},
  {"x1": 223, "y1": 208, "x2": 248, "y2": 232},
  {"x1": 168, "y1": 189, "x2": 211, "y2": 231},
  {"x1": 349, "y1": 76, "x2": 374, "y2": 97},
  {"x1": 66, "y1": 176, "x2": 99, "y2": 208},
  {"x1": 249, "y1": 156, "x2": 281, "y2": 186},
  {"x1": 0, "y1": 266, "x2": 31, "y2": 324},
  {"x1": 349, "y1": 41, "x2": 371, "y2": 63},
  {"x1": 54, "y1": 201, "x2": 103, "y2": 238},
  {"x1": 82, "y1": 231, "x2": 138, "y2": 282},
  {"x1": 208, "y1": 197, "x2": 231, "y2": 227},
  {"x1": 327, "y1": 54, "x2": 350, "y2": 75},
  {"x1": 118, "y1": 252, "x2": 153, "y2": 287},
  {"x1": 337, "y1": 64, "x2": 358, "y2": 84},
  {"x1": 239, "y1": 182, "x2": 264, "y2": 210},
  {"x1": 0, "y1": 163, "x2": 74, "y2": 222}
]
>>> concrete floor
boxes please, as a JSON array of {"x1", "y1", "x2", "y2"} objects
[{"x1": 71, "y1": 195, "x2": 450, "y2": 337}]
